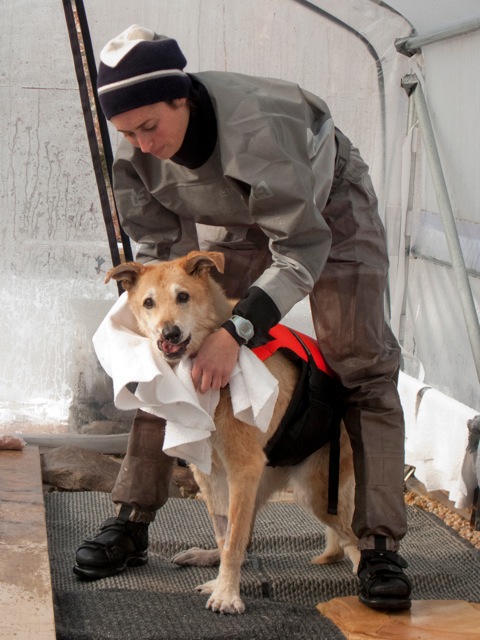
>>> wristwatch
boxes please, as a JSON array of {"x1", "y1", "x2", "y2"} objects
[{"x1": 229, "y1": 315, "x2": 255, "y2": 344}]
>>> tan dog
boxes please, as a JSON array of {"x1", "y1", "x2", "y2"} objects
[{"x1": 106, "y1": 250, "x2": 359, "y2": 614}]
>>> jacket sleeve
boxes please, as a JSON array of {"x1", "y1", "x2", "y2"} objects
[
  {"x1": 221, "y1": 108, "x2": 336, "y2": 322},
  {"x1": 112, "y1": 153, "x2": 199, "y2": 264}
]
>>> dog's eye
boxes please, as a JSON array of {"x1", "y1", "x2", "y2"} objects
[
  {"x1": 143, "y1": 297, "x2": 154, "y2": 309},
  {"x1": 177, "y1": 291, "x2": 190, "y2": 304}
]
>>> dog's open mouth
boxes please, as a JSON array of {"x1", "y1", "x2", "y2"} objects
[{"x1": 157, "y1": 336, "x2": 191, "y2": 360}]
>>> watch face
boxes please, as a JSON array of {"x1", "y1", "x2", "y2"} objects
[
  {"x1": 239, "y1": 322, "x2": 252, "y2": 338},
  {"x1": 232, "y1": 315, "x2": 254, "y2": 341}
]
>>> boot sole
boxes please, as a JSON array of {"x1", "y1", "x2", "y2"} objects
[
  {"x1": 73, "y1": 552, "x2": 148, "y2": 580},
  {"x1": 359, "y1": 593, "x2": 412, "y2": 611}
]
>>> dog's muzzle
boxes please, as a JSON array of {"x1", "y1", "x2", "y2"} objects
[{"x1": 157, "y1": 325, "x2": 191, "y2": 361}]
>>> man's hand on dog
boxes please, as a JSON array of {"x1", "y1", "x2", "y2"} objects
[{"x1": 191, "y1": 328, "x2": 240, "y2": 393}]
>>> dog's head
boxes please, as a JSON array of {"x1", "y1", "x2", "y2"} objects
[{"x1": 106, "y1": 251, "x2": 231, "y2": 364}]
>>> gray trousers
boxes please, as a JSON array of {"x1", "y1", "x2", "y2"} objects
[{"x1": 112, "y1": 145, "x2": 407, "y2": 552}]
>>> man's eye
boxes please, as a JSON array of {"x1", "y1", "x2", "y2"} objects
[
  {"x1": 143, "y1": 297, "x2": 154, "y2": 309},
  {"x1": 177, "y1": 292, "x2": 190, "y2": 304}
]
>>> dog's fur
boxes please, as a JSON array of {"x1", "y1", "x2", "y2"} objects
[{"x1": 106, "y1": 250, "x2": 359, "y2": 614}]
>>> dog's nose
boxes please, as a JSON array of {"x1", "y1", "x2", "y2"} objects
[{"x1": 162, "y1": 325, "x2": 182, "y2": 344}]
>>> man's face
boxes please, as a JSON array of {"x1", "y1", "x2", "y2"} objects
[{"x1": 111, "y1": 98, "x2": 190, "y2": 159}]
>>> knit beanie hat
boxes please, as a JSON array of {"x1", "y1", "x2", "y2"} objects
[{"x1": 97, "y1": 25, "x2": 192, "y2": 120}]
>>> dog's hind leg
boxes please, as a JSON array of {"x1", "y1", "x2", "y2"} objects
[
  {"x1": 172, "y1": 463, "x2": 227, "y2": 570},
  {"x1": 171, "y1": 546, "x2": 220, "y2": 568},
  {"x1": 293, "y1": 442, "x2": 360, "y2": 573},
  {"x1": 311, "y1": 525, "x2": 345, "y2": 564}
]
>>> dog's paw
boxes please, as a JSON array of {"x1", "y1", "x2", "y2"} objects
[
  {"x1": 206, "y1": 590, "x2": 245, "y2": 614},
  {"x1": 195, "y1": 578, "x2": 217, "y2": 595},
  {"x1": 311, "y1": 550, "x2": 345, "y2": 565},
  {"x1": 171, "y1": 547, "x2": 220, "y2": 567}
]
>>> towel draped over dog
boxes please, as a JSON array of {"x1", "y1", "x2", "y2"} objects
[{"x1": 93, "y1": 293, "x2": 279, "y2": 473}]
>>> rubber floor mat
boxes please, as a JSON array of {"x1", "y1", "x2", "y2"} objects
[{"x1": 45, "y1": 493, "x2": 479, "y2": 639}]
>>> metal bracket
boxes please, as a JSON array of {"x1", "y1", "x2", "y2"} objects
[
  {"x1": 395, "y1": 32, "x2": 421, "y2": 57},
  {"x1": 400, "y1": 74, "x2": 419, "y2": 97}
]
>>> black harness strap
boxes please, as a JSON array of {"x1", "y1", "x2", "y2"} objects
[
  {"x1": 327, "y1": 410, "x2": 341, "y2": 515},
  {"x1": 264, "y1": 329, "x2": 344, "y2": 515},
  {"x1": 291, "y1": 331, "x2": 343, "y2": 516},
  {"x1": 62, "y1": 0, "x2": 133, "y2": 282}
]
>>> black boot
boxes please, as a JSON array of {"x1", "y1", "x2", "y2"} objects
[
  {"x1": 358, "y1": 549, "x2": 412, "y2": 610},
  {"x1": 73, "y1": 505, "x2": 149, "y2": 580}
]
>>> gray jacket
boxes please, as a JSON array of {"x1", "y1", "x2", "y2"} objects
[{"x1": 113, "y1": 70, "x2": 337, "y2": 320}]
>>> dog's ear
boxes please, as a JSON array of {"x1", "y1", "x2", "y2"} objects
[
  {"x1": 183, "y1": 251, "x2": 225, "y2": 277},
  {"x1": 105, "y1": 262, "x2": 145, "y2": 290}
]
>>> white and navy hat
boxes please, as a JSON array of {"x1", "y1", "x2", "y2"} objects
[{"x1": 97, "y1": 25, "x2": 192, "y2": 120}]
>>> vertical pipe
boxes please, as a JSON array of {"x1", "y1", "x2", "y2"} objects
[
  {"x1": 402, "y1": 74, "x2": 480, "y2": 384},
  {"x1": 63, "y1": 0, "x2": 134, "y2": 269},
  {"x1": 398, "y1": 98, "x2": 418, "y2": 347}
]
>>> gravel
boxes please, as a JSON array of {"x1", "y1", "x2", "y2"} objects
[{"x1": 405, "y1": 490, "x2": 480, "y2": 550}]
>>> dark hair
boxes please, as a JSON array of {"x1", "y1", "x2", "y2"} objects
[{"x1": 165, "y1": 84, "x2": 198, "y2": 113}]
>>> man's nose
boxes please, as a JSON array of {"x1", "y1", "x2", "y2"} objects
[{"x1": 137, "y1": 133, "x2": 154, "y2": 153}]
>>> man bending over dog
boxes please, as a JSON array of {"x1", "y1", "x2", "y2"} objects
[{"x1": 73, "y1": 25, "x2": 412, "y2": 611}]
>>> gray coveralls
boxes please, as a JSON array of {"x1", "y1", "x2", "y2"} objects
[{"x1": 110, "y1": 71, "x2": 407, "y2": 552}]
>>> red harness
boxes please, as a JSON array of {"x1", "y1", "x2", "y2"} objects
[{"x1": 252, "y1": 324, "x2": 335, "y2": 377}]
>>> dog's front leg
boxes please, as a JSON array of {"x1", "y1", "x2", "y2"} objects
[{"x1": 206, "y1": 448, "x2": 265, "y2": 615}]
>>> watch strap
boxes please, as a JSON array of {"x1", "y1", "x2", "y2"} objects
[
  {"x1": 232, "y1": 286, "x2": 281, "y2": 344},
  {"x1": 221, "y1": 319, "x2": 248, "y2": 346}
]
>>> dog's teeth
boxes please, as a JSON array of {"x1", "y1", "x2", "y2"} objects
[
  {"x1": 163, "y1": 342, "x2": 180, "y2": 354},
  {"x1": 158, "y1": 336, "x2": 191, "y2": 356}
]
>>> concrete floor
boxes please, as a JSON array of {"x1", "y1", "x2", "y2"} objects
[{"x1": 0, "y1": 447, "x2": 56, "y2": 640}]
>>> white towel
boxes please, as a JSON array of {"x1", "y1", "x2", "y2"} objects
[
  {"x1": 398, "y1": 371, "x2": 430, "y2": 446},
  {"x1": 93, "y1": 293, "x2": 279, "y2": 473},
  {"x1": 414, "y1": 388, "x2": 478, "y2": 507},
  {"x1": 400, "y1": 374, "x2": 478, "y2": 508}
]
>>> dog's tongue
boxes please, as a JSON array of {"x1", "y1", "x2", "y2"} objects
[{"x1": 159, "y1": 340, "x2": 183, "y2": 354}]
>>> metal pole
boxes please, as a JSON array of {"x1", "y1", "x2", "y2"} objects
[
  {"x1": 401, "y1": 74, "x2": 480, "y2": 384},
  {"x1": 398, "y1": 97, "x2": 418, "y2": 348},
  {"x1": 396, "y1": 17, "x2": 480, "y2": 56},
  {"x1": 63, "y1": 0, "x2": 134, "y2": 270}
]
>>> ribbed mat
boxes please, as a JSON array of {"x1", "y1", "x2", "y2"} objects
[{"x1": 45, "y1": 493, "x2": 479, "y2": 640}]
